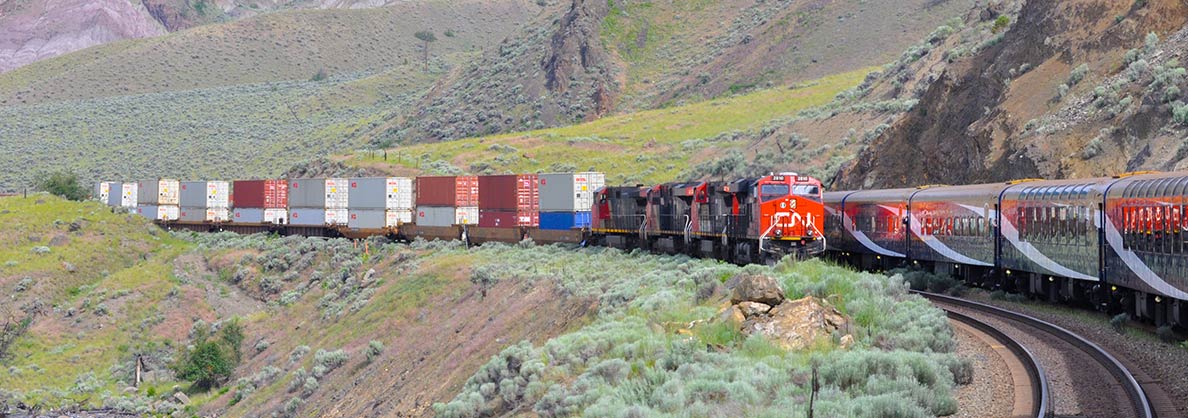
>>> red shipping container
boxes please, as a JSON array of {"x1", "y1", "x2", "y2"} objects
[
  {"x1": 455, "y1": 176, "x2": 479, "y2": 207},
  {"x1": 416, "y1": 176, "x2": 456, "y2": 206},
  {"x1": 232, "y1": 180, "x2": 288, "y2": 208},
  {"x1": 479, "y1": 174, "x2": 539, "y2": 211},
  {"x1": 479, "y1": 209, "x2": 539, "y2": 228}
]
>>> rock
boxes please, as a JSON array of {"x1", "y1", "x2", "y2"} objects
[
  {"x1": 730, "y1": 274, "x2": 785, "y2": 306},
  {"x1": 742, "y1": 296, "x2": 851, "y2": 351},
  {"x1": 839, "y1": 334, "x2": 855, "y2": 349},
  {"x1": 49, "y1": 234, "x2": 70, "y2": 246},
  {"x1": 173, "y1": 391, "x2": 190, "y2": 405},
  {"x1": 68, "y1": 222, "x2": 82, "y2": 232},
  {"x1": 718, "y1": 305, "x2": 745, "y2": 327},
  {"x1": 123, "y1": 386, "x2": 137, "y2": 394},
  {"x1": 27, "y1": 235, "x2": 41, "y2": 243},
  {"x1": 62, "y1": 262, "x2": 76, "y2": 273},
  {"x1": 738, "y1": 301, "x2": 772, "y2": 318}
]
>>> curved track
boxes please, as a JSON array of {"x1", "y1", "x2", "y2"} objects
[
  {"x1": 944, "y1": 307, "x2": 1051, "y2": 418},
  {"x1": 917, "y1": 291, "x2": 1153, "y2": 418}
]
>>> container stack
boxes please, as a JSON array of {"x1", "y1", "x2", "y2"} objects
[
  {"x1": 102, "y1": 182, "x2": 122, "y2": 207},
  {"x1": 179, "y1": 181, "x2": 230, "y2": 222},
  {"x1": 231, "y1": 179, "x2": 288, "y2": 224},
  {"x1": 120, "y1": 183, "x2": 138, "y2": 208},
  {"x1": 94, "y1": 182, "x2": 112, "y2": 205},
  {"x1": 538, "y1": 172, "x2": 605, "y2": 230},
  {"x1": 415, "y1": 176, "x2": 479, "y2": 226},
  {"x1": 288, "y1": 178, "x2": 349, "y2": 226},
  {"x1": 136, "y1": 179, "x2": 180, "y2": 221},
  {"x1": 478, "y1": 174, "x2": 539, "y2": 228},
  {"x1": 347, "y1": 177, "x2": 414, "y2": 229}
]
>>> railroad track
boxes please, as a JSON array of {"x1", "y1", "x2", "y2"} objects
[{"x1": 917, "y1": 291, "x2": 1154, "y2": 418}]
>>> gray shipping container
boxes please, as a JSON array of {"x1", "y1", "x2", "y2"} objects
[
  {"x1": 105, "y1": 182, "x2": 122, "y2": 207},
  {"x1": 179, "y1": 181, "x2": 207, "y2": 207},
  {"x1": 416, "y1": 206, "x2": 455, "y2": 227},
  {"x1": 348, "y1": 178, "x2": 386, "y2": 209},
  {"x1": 288, "y1": 178, "x2": 325, "y2": 208},
  {"x1": 179, "y1": 206, "x2": 206, "y2": 223},
  {"x1": 289, "y1": 207, "x2": 326, "y2": 226},
  {"x1": 233, "y1": 208, "x2": 264, "y2": 223},
  {"x1": 348, "y1": 209, "x2": 385, "y2": 229}
]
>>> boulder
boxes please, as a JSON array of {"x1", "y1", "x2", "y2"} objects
[
  {"x1": 730, "y1": 274, "x2": 785, "y2": 306},
  {"x1": 737, "y1": 301, "x2": 772, "y2": 318},
  {"x1": 173, "y1": 391, "x2": 190, "y2": 405},
  {"x1": 742, "y1": 296, "x2": 851, "y2": 350},
  {"x1": 718, "y1": 305, "x2": 745, "y2": 327}
]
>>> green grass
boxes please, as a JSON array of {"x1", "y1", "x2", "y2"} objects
[{"x1": 350, "y1": 68, "x2": 871, "y2": 184}]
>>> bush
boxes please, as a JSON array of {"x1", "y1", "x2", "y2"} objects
[
  {"x1": 366, "y1": 340, "x2": 384, "y2": 363},
  {"x1": 1172, "y1": 102, "x2": 1188, "y2": 125},
  {"x1": 1156, "y1": 326, "x2": 1179, "y2": 344},
  {"x1": 992, "y1": 15, "x2": 1010, "y2": 33},
  {"x1": 314, "y1": 348, "x2": 349, "y2": 372},
  {"x1": 37, "y1": 170, "x2": 88, "y2": 201},
  {"x1": 172, "y1": 318, "x2": 245, "y2": 389},
  {"x1": 1068, "y1": 64, "x2": 1089, "y2": 85},
  {"x1": 289, "y1": 345, "x2": 310, "y2": 364},
  {"x1": 1110, "y1": 313, "x2": 1130, "y2": 334}
]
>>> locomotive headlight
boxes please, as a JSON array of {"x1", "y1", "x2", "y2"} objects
[
  {"x1": 1048, "y1": 277, "x2": 1054, "y2": 282},
  {"x1": 775, "y1": 229, "x2": 783, "y2": 236},
  {"x1": 780, "y1": 202, "x2": 787, "y2": 209},
  {"x1": 1155, "y1": 296, "x2": 1162, "y2": 303},
  {"x1": 1111, "y1": 286, "x2": 1118, "y2": 292}
]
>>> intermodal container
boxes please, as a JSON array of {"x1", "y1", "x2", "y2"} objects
[
  {"x1": 95, "y1": 182, "x2": 111, "y2": 204},
  {"x1": 137, "y1": 179, "x2": 180, "y2": 205},
  {"x1": 539, "y1": 211, "x2": 592, "y2": 230},
  {"x1": 479, "y1": 174, "x2": 539, "y2": 211},
  {"x1": 289, "y1": 178, "x2": 348, "y2": 208},
  {"x1": 540, "y1": 172, "x2": 605, "y2": 212},
  {"x1": 416, "y1": 206, "x2": 456, "y2": 227},
  {"x1": 136, "y1": 205, "x2": 179, "y2": 221},
  {"x1": 388, "y1": 209, "x2": 413, "y2": 226},
  {"x1": 232, "y1": 208, "x2": 263, "y2": 223},
  {"x1": 180, "y1": 181, "x2": 231, "y2": 208},
  {"x1": 349, "y1": 177, "x2": 413, "y2": 209},
  {"x1": 416, "y1": 176, "x2": 479, "y2": 207},
  {"x1": 289, "y1": 208, "x2": 325, "y2": 226},
  {"x1": 479, "y1": 209, "x2": 539, "y2": 228},
  {"x1": 104, "y1": 182, "x2": 121, "y2": 206},
  {"x1": 232, "y1": 180, "x2": 288, "y2": 208},
  {"x1": 181, "y1": 207, "x2": 230, "y2": 222},
  {"x1": 121, "y1": 183, "x2": 138, "y2": 208},
  {"x1": 348, "y1": 209, "x2": 386, "y2": 229},
  {"x1": 455, "y1": 206, "x2": 478, "y2": 225}
]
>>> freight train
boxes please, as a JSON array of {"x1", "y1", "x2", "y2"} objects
[
  {"x1": 93, "y1": 171, "x2": 827, "y2": 263},
  {"x1": 93, "y1": 169, "x2": 1188, "y2": 327}
]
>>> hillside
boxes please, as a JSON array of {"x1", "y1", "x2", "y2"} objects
[
  {"x1": 837, "y1": 0, "x2": 1188, "y2": 188},
  {"x1": 0, "y1": 196, "x2": 970, "y2": 417},
  {"x1": 370, "y1": 0, "x2": 975, "y2": 144},
  {"x1": 0, "y1": 0, "x2": 539, "y2": 191}
]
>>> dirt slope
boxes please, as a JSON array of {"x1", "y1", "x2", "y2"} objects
[{"x1": 838, "y1": 0, "x2": 1188, "y2": 189}]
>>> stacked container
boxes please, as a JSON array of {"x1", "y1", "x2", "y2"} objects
[
  {"x1": 120, "y1": 183, "x2": 138, "y2": 208},
  {"x1": 231, "y1": 179, "x2": 288, "y2": 224},
  {"x1": 347, "y1": 177, "x2": 414, "y2": 229},
  {"x1": 179, "y1": 181, "x2": 230, "y2": 222},
  {"x1": 415, "y1": 176, "x2": 479, "y2": 227},
  {"x1": 94, "y1": 182, "x2": 112, "y2": 204},
  {"x1": 538, "y1": 172, "x2": 605, "y2": 230},
  {"x1": 478, "y1": 174, "x2": 539, "y2": 228},
  {"x1": 136, "y1": 179, "x2": 180, "y2": 220},
  {"x1": 104, "y1": 182, "x2": 123, "y2": 207},
  {"x1": 288, "y1": 178, "x2": 349, "y2": 226}
]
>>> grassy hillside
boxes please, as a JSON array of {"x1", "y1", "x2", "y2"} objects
[
  {"x1": 0, "y1": 197, "x2": 971, "y2": 417},
  {"x1": 350, "y1": 68, "x2": 871, "y2": 185},
  {"x1": 0, "y1": 0, "x2": 539, "y2": 106}
]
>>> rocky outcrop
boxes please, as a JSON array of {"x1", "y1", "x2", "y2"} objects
[
  {"x1": 0, "y1": 0, "x2": 166, "y2": 73},
  {"x1": 718, "y1": 273, "x2": 852, "y2": 350}
]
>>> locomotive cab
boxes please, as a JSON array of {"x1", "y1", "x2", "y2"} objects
[{"x1": 755, "y1": 173, "x2": 824, "y2": 242}]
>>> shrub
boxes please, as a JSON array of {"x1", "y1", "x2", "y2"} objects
[
  {"x1": 1173, "y1": 102, "x2": 1188, "y2": 125},
  {"x1": 289, "y1": 345, "x2": 310, "y2": 364},
  {"x1": 314, "y1": 348, "x2": 349, "y2": 372},
  {"x1": 1110, "y1": 313, "x2": 1130, "y2": 334},
  {"x1": 1083, "y1": 135, "x2": 1104, "y2": 159},
  {"x1": 1068, "y1": 64, "x2": 1089, "y2": 85},
  {"x1": 1155, "y1": 326, "x2": 1179, "y2": 344},
  {"x1": 1145, "y1": 31, "x2": 1159, "y2": 53},
  {"x1": 366, "y1": 340, "x2": 384, "y2": 363},
  {"x1": 37, "y1": 170, "x2": 88, "y2": 201},
  {"x1": 1164, "y1": 86, "x2": 1181, "y2": 103},
  {"x1": 14, "y1": 277, "x2": 33, "y2": 292},
  {"x1": 173, "y1": 318, "x2": 245, "y2": 389},
  {"x1": 1128, "y1": 59, "x2": 1149, "y2": 81},
  {"x1": 255, "y1": 339, "x2": 270, "y2": 353},
  {"x1": 992, "y1": 15, "x2": 1010, "y2": 33},
  {"x1": 1056, "y1": 83, "x2": 1070, "y2": 100}
]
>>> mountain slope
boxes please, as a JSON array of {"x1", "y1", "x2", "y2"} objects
[
  {"x1": 0, "y1": 0, "x2": 166, "y2": 73},
  {"x1": 838, "y1": 0, "x2": 1188, "y2": 188}
]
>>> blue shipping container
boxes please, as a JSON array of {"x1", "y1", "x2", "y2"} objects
[{"x1": 539, "y1": 211, "x2": 591, "y2": 230}]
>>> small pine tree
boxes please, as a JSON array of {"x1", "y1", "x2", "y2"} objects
[{"x1": 414, "y1": 30, "x2": 438, "y2": 71}]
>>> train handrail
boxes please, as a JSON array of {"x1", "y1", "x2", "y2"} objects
[{"x1": 758, "y1": 213, "x2": 788, "y2": 255}]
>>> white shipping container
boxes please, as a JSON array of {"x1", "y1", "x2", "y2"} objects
[
  {"x1": 121, "y1": 183, "x2": 138, "y2": 208},
  {"x1": 455, "y1": 206, "x2": 478, "y2": 225},
  {"x1": 326, "y1": 178, "x2": 349, "y2": 209},
  {"x1": 387, "y1": 177, "x2": 414, "y2": 209},
  {"x1": 207, "y1": 181, "x2": 230, "y2": 208},
  {"x1": 138, "y1": 205, "x2": 180, "y2": 221},
  {"x1": 207, "y1": 208, "x2": 231, "y2": 222},
  {"x1": 575, "y1": 172, "x2": 605, "y2": 211},
  {"x1": 96, "y1": 182, "x2": 111, "y2": 203},
  {"x1": 163, "y1": 179, "x2": 180, "y2": 205},
  {"x1": 325, "y1": 208, "x2": 349, "y2": 225},
  {"x1": 387, "y1": 209, "x2": 413, "y2": 227},
  {"x1": 264, "y1": 208, "x2": 288, "y2": 224}
]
